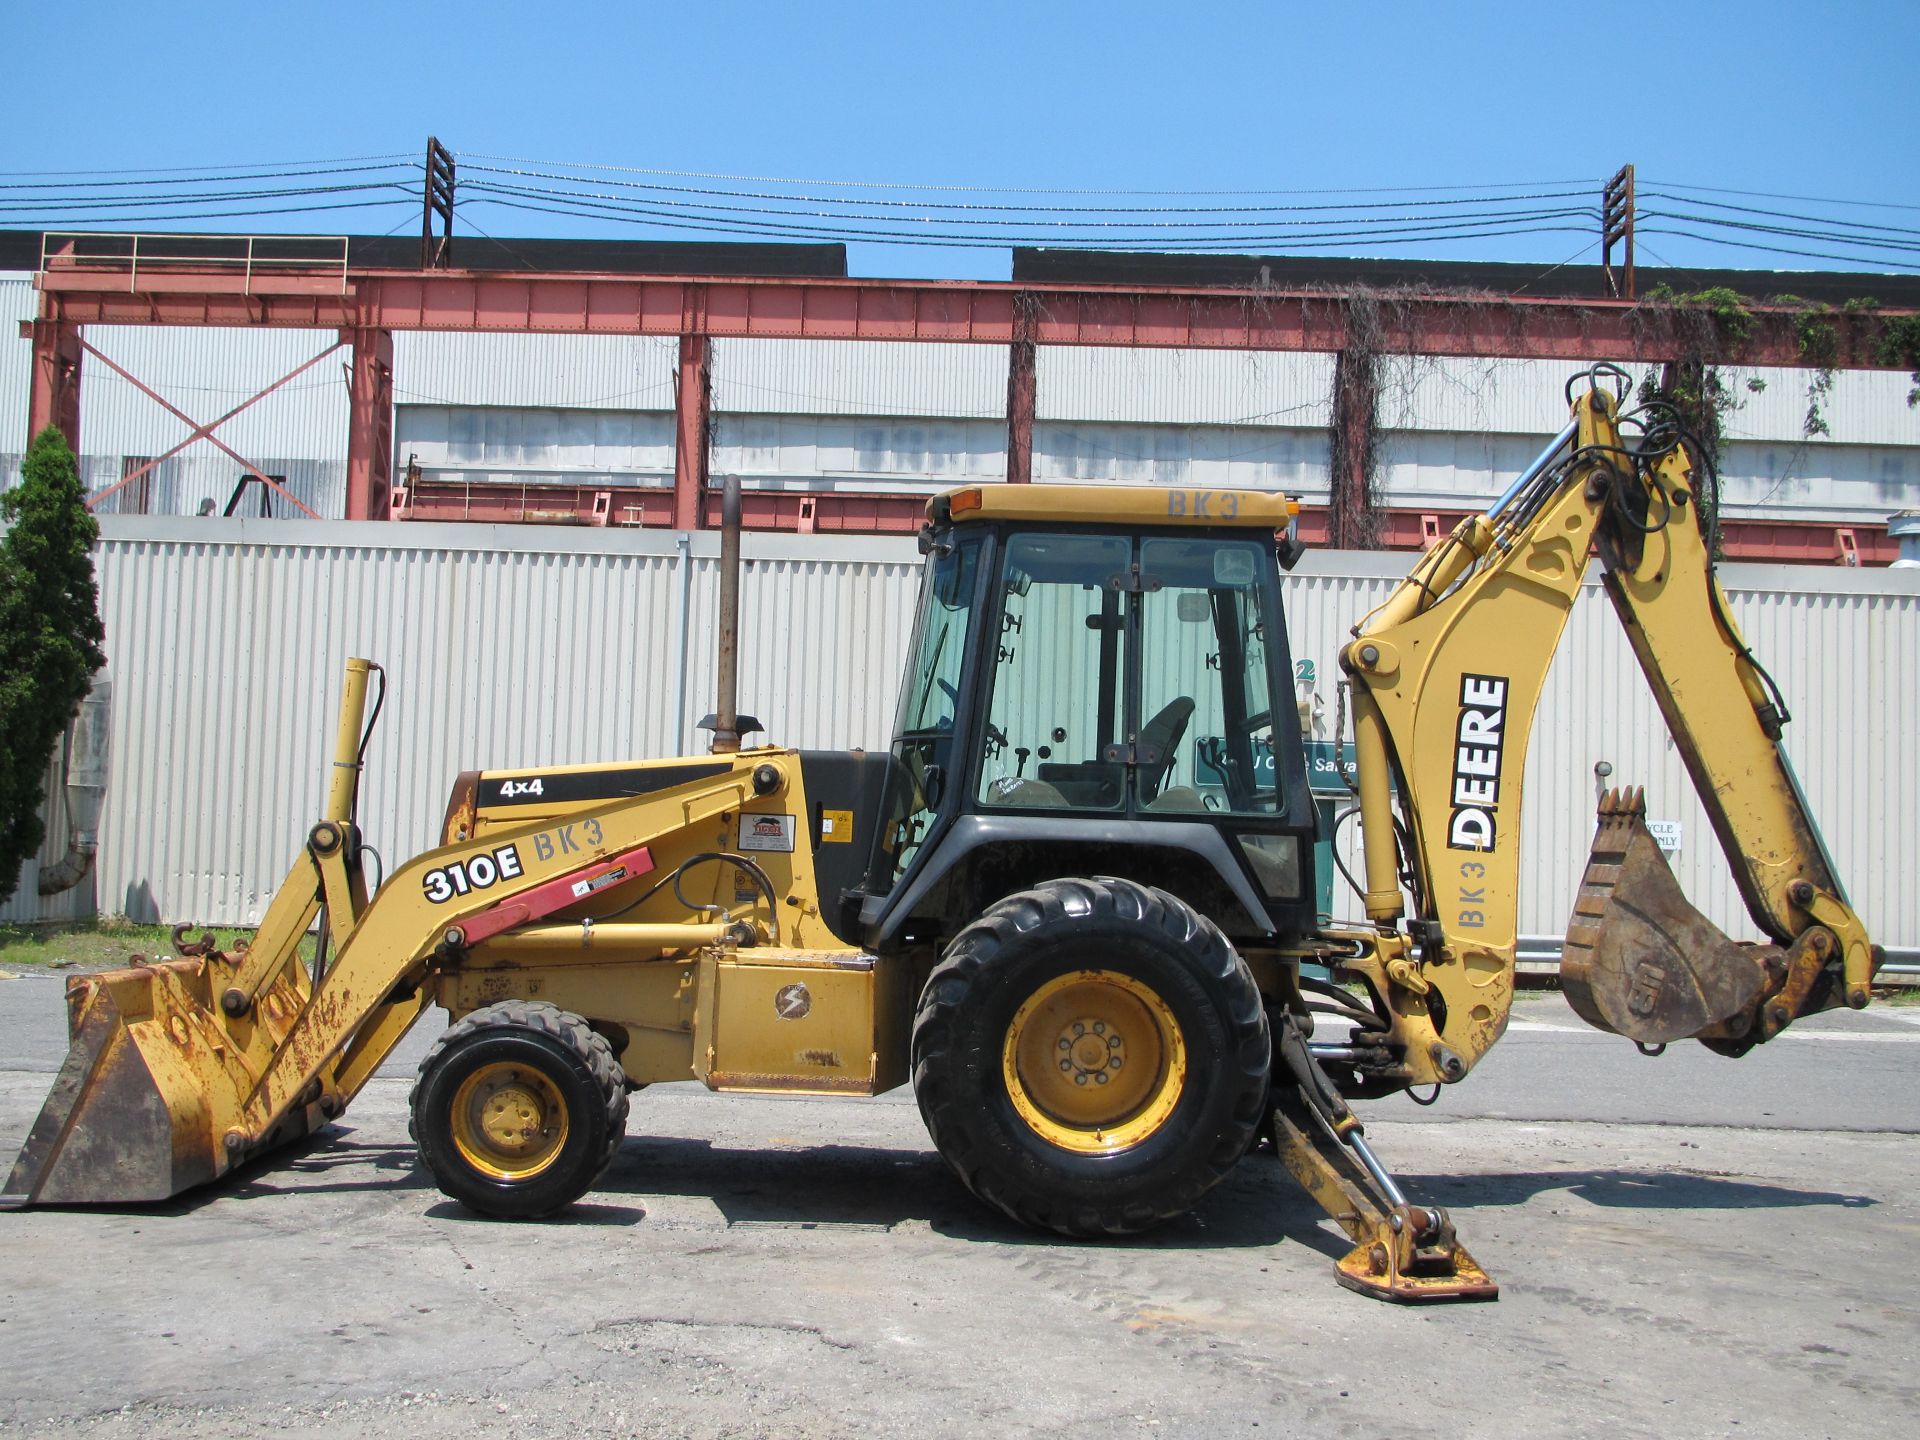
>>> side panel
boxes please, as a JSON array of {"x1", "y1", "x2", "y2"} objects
[
  {"x1": 692, "y1": 951, "x2": 908, "y2": 1096},
  {"x1": 795, "y1": 750, "x2": 898, "y2": 944}
]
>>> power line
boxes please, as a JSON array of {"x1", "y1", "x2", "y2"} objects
[
  {"x1": 0, "y1": 182, "x2": 416, "y2": 214},
  {"x1": 0, "y1": 197, "x2": 418, "y2": 226},
  {"x1": 459, "y1": 152, "x2": 1598, "y2": 198},
  {"x1": 462, "y1": 191, "x2": 1591, "y2": 252},
  {"x1": 1659, "y1": 180, "x2": 1920, "y2": 215},
  {"x1": 459, "y1": 178, "x2": 1595, "y2": 245},
  {"x1": 0, "y1": 153, "x2": 416, "y2": 179},
  {"x1": 0, "y1": 162, "x2": 420, "y2": 193},
  {"x1": 459, "y1": 161, "x2": 1595, "y2": 218},
  {"x1": 8, "y1": 148, "x2": 1919, "y2": 278},
  {"x1": 1639, "y1": 192, "x2": 1920, "y2": 242},
  {"x1": 1642, "y1": 210, "x2": 1920, "y2": 257},
  {"x1": 1638, "y1": 226, "x2": 1920, "y2": 273}
]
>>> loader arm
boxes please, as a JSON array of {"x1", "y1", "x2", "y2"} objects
[
  {"x1": 3, "y1": 660, "x2": 778, "y2": 1206},
  {"x1": 1336, "y1": 369, "x2": 1876, "y2": 1086}
]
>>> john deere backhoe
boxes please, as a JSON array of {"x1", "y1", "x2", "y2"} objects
[{"x1": 3, "y1": 367, "x2": 1881, "y2": 1302}]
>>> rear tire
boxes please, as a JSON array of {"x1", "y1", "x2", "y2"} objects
[
  {"x1": 912, "y1": 876, "x2": 1268, "y2": 1236},
  {"x1": 410, "y1": 1000, "x2": 628, "y2": 1219}
]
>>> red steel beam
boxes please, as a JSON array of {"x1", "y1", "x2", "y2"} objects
[
  {"x1": 673, "y1": 333, "x2": 711, "y2": 530},
  {"x1": 23, "y1": 318, "x2": 82, "y2": 451},
  {"x1": 345, "y1": 329, "x2": 395, "y2": 521},
  {"x1": 386, "y1": 480, "x2": 1893, "y2": 564},
  {"x1": 33, "y1": 264, "x2": 1917, "y2": 369}
]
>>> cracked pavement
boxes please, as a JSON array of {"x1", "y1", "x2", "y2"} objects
[{"x1": 1, "y1": 978, "x2": 1916, "y2": 1439}]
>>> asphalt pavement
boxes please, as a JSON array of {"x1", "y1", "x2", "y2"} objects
[{"x1": 0, "y1": 971, "x2": 1915, "y2": 1440}]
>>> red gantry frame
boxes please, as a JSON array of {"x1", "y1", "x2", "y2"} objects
[{"x1": 24, "y1": 234, "x2": 1914, "y2": 561}]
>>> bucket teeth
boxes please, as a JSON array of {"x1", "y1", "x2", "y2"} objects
[{"x1": 1563, "y1": 786, "x2": 1772, "y2": 1045}]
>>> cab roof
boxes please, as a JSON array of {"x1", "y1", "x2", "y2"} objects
[{"x1": 929, "y1": 484, "x2": 1298, "y2": 530}]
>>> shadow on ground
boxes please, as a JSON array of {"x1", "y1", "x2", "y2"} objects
[
  {"x1": 12, "y1": 1128, "x2": 1875, "y2": 1250},
  {"x1": 1404, "y1": 1166, "x2": 1876, "y2": 1212}
]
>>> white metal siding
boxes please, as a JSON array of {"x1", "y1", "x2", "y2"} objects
[
  {"x1": 15, "y1": 521, "x2": 1911, "y2": 956},
  {"x1": 716, "y1": 339, "x2": 1008, "y2": 420},
  {"x1": 76, "y1": 521, "x2": 918, "y2": 925},
  {"x1": 1376, "y1": 356, "x2": 1920, "y2": 446},
  {"x1": 77, "y1": 325, "x2": 348, "y2": 462},
  {"x1": 1034, "y1": 422, "x2": 1328, "y2": 493},
  {"x1": 1038, "y1": 347, "x2": 1334, "y2": 427},
  {"x1": 715, "y1": 414, "x2": 1006, "y2": 487},
  {"x1": 1279, "y1": 557, "x2": 1920, "y2": 942},
  {"x1": 396, "y1": 405, "x2": 678, "y2": 484},
  {"x1": 395, "y1": 333, "x2": 680, "y2": 411},
  {"x1": 1, "y1": 277, "x2": 34, "y2": 466}
]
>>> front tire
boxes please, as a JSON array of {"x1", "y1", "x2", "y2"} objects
[
  {"x1": 912, "y1": 877, "x2": 1268, "y2": 1236},
  {"x1": 410, "y1": 1000, "x2": 628, "y2": 1218}
]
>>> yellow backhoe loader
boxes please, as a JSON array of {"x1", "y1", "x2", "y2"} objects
[{"x1": 3, "y1": 366, "x2": 1882, "y2": 1302}]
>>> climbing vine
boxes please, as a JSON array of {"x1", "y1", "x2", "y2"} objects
[
  {"x1": 1326, "y1": 289, "x2": 1385, "y2": 549},
  {"x1": 1872, "y1": 309, "x2": 1920, "y2": 406},
  {"x1": 1626, "y1": 286, "x2": 1895, "y2": 453},
  {"x1": 1273, "y1": 277, "x2": 1914, "y2": 550}
]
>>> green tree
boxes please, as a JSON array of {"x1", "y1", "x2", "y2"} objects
[{"x1": 0, "y1": 427, "x2": 106, "y2": 905}]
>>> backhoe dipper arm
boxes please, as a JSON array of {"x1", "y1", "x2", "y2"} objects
[{"x1": 1336, "y1": 374, "x2": 1875, "y2": 1086}]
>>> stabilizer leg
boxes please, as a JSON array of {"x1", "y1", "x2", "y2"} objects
[{"x1": 1270, "y1": 1015, "x2": 1496, "y2": 1303}]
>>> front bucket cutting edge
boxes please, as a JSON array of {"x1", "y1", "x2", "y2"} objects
[
  {"x1": 1560, "y1": 787, "x2": 1774, "y2": 1046},
  {"x1": 1, "y1": 958, "x2": 323, "y2": 1208}
]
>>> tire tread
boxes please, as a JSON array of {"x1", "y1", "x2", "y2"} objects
[{"x1": 912, "y1": 876, "x2": 1267, "y2": 1239}]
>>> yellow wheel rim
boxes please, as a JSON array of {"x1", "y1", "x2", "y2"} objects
[
  {"x1": 1001, "y1": 969, "x2": 1186, "y2": 1154},
  {"x1": 450, "y1": 1061, "x2": 571, "y2": 1181}
]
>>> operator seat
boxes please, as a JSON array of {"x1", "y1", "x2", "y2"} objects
[{"x1": 1138, "y1": 696, "x2": 1195, "y2": 801}]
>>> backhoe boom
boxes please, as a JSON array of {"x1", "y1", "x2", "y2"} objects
[{"x1": 1337, "y1": 368, "x2": 1876, "y2": 1085}]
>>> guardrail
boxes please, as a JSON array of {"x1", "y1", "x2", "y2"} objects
[{"x1": 39, "y1": 232, "x2": 350, "y2": 294}]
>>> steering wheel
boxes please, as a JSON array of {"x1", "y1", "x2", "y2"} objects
[{"x1": 938, "y1": 679, "x2": 1007, "y2": 755}]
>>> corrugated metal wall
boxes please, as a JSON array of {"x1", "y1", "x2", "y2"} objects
[
  {"x1": 1, "y1": 278, "x2": 33, "y2": 460},
  {"x1": 718, "y1": 340, "x2": 1007, "y2": 419},
  {"x1": 69, "y1": 519, "x2": 917, "y2": 924},
  {"x1": 395, "y1": 333, "x2": 680, "y2": 411},
  {"x1": 1284, "y1": 558, "x2": 1920, "y2": 942},
  {"x1": 14, "y1": 519, "x2": 1914, "y2": 954}
]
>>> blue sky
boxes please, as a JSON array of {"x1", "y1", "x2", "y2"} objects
[{"x1": 4, "y1": 1, "x2": 1915, "y2": 280}]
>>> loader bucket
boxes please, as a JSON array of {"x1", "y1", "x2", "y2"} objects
[
  {"x1": 1, "y1": 956, "x2": 324, "y2": 1208},
  {"x1": 1560, "y1": 788, "x2": 1774, "y2": 1046}
]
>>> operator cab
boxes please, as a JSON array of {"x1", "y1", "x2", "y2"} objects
[{"x1": 860, "y1": 485, "x2": 1316, "y2": 950}]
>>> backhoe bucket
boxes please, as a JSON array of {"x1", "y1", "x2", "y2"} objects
[
  {"x1": 1560, "y1": 788, "x2": 1774, "y2": 1045},
  {"x1": 1, "y1": 956, "x2": 324, "y2": 1208}
]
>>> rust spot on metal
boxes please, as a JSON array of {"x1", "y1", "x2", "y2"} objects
[{"x1": 441, "y1": 770, "x2": 482, "y2": 845}]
